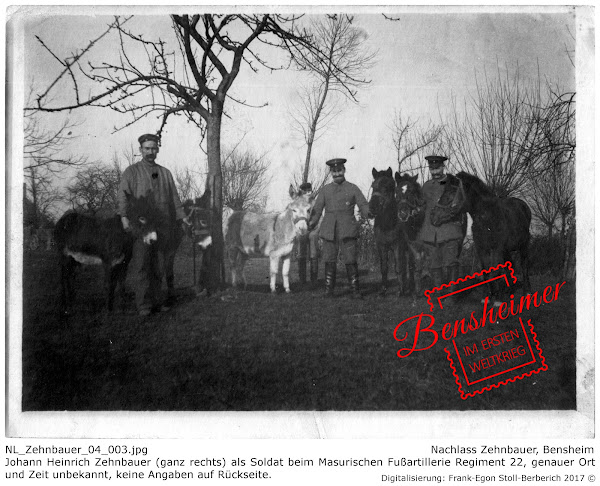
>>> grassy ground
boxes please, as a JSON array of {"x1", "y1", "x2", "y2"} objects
[{"x1": 20, "y1": 245, "x2": 576, "y2": 411}]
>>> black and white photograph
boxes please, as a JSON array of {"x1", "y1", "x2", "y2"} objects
[{"x1": 5, "y1": 5, "x2": 595, "y2": 440}]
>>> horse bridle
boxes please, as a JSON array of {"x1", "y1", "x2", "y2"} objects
[
  {"x1": 370, "y1": 179, "x2": 396, "y2": 213},
  {"x1": 396, "y1": 185, "x2": 423, "y2": 222},
  {"x1": 186, "y1": 205, "x2": 212, "y2": 239}
]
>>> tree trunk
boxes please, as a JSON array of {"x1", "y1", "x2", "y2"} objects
[{"x1": 206, "y1": 108, "x2": 225, "y2": 290}]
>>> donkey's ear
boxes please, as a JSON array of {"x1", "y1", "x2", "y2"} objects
[
  {"x1": 395, "y1": 172, "x2": 401, "y2": 184},
  {"x1": 372, "y1": 168, "x2": 378, "y2": 179},
  {"x1": 386, "y1": 167, "x2": 392, "y2": 178},
  {"x1": 289, "y1": 184, "x2": 296, "y2": 199},
  {"x1": 411, "y1": 174, "x2": 419, "y2": 182}
]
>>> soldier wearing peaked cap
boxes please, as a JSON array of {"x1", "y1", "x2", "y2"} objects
[
  {"x1": 308, "y1": 158, "x2": 370, "y2": 298},
  {"x1": 420, "y1": 155, "x2": 466, "y2": 295},
  {"x1": 117, "y1": 133, "x2": 188, "y2": 316}
]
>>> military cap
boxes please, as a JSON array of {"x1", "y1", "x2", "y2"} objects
[
  {"x1": 425, "y1": 155, "x2": 448, "y2": 167},
  {"x1": 299, "y1": 182, "x2": 313, "y2": 192},
  {"x1": 138, "y1": 133, "x2": 161, "y2": 145},
  {"x1": 326, "y1": 158, "x2": 347, "y2": 169}
]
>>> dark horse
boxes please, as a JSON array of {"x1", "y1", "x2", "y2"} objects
[
  {"x1": 181, "y1": 188, "x2": 213, "y2": 295},
  {"x1": 394, "y1": 172, "x2": 427, "y2": 303},
  {"x1": 456, "y1": 171, "x2": 532, "y2": 299},
  {"x1": 54, "y1": 193, "x2": 164, "y2": 314},
  {"x1": 369, "y1": 168, "x2": 402, "y2": 296}
]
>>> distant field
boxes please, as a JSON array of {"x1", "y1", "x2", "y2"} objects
[{"x1": 20, "y1": 245, "x2": 576, "y2": 411}]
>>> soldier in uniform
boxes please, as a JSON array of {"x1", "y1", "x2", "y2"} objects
[
  {"x1": 117, "y1": 133, "x2": 188, "y2": 316},
  {"x1": 419, "y1": 155, "x2": 465, "y2": 290},
  {"x1": 308, "y1": 158, "x2": 370, "y2": 298}
]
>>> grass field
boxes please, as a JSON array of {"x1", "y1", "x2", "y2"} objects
[{"x1": 20, "y1": 245, "x2": 576, "y2": 411}]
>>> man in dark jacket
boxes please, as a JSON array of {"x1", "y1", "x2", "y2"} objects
[
  {"x1": 308, "y1": 158, "x2": 370, "y2": 298},
  {"x1": 117, "y1": 133, "x2": 188, "y2": 315},
  {"x1": 419, "y1": 155, "x2": 465, "y2": 290}
]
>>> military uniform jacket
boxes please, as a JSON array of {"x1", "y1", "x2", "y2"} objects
[
  {"x1": 117, "y1": 160, "x2": 185, "y2": 222},
  {"x1": 419, "y1": 174, "x2": 465, "y2": 244},
  {"x1": 310, "y1": 180, "x2": 369, "y2": 241}
]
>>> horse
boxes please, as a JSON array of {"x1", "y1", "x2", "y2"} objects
[
  {"x1": 369, "y1": 167, "x2": 402, "y2": 296},
  {"x1": 394, "y1": 172, "x2": 427, "y2": 303},
  {"x1": 225, "y1": 185, "x2": 313, "y2": 293},
  {"x1": 456, "y1": 171, "x2": 532, "y2": 300},
  {"x1": 54, "y1": 193, "x2": 162, "y2": 315}
]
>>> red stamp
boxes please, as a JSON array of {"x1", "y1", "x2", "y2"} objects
[
  {"x1": 444, "y1": 316, "x2": 547, "y2": 400},
  {"x1": 393, "y1": 261, "x2": 559, "y2": 399}
]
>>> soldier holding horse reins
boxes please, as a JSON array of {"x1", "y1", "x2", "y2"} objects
[{"x1": 419, "y1": 155, "x2": 467, "y2": 292}]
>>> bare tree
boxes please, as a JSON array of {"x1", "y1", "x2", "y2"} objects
[
  {"x1": 174, "y1": 166, "x2": 205, "y2": 202},
  {"x1": 24, "y1": 96, "x2": 89, "y2": 226},
  {"x1": 65, "y1": 163, "x2": 121, "y2": 216},
  {"x1": 290, "y1": 160, "x2": 330, "y2": 194},
  {"x1": 290, "y1": 14, "x2": 376, "y2": 183},
  {"x1": 24, "y1": 167, "x2": 63, "y2": 226},
  {"x1": 443, "y1": 64, "x2": 575, "y2": 199},
  {"x1": 24, "y1": 108, "x2": 87, "y2": 175},
  {"x1": 222, "y1": 146, "x2": 271, "y2": 211},
  {"x1": 390, "y1": 109, "x2": 443, "y2": 179},
  {"x1": 443, "y1": 65, "x2": 547, "y2": 197},
  {"x1": 31, "y1": 14, "x2": 333, "y2": 287}
]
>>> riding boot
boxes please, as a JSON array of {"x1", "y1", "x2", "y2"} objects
[
  {"x1": 449, "y1": 264, "x2": 460, "y2": 285},
  {"x1": 432, "y1": 267, "x2": 443, "y2": 289},
  {"x1": 324, "y1": 262, "x2": 336, "y2": 298},
  {"x1": 346, "y1": 263, "x2": 362, "y2": 299},
  {"x1": 298, "y1": 258, "x2": 307, "y2": 285},
  {"x1": 310, "y1": 258, "x2": 319, "y2": 284}
]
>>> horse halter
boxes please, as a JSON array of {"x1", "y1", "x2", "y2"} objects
[
  {"x1": 370, "y1": 179, "x2": 395, "y2": 214},
  {"x1": 186, "y1": 205, "x2": 212, "y2": 240},
  {"x1": 396, "y1": 184, "x2": 422, "y2": 222}
]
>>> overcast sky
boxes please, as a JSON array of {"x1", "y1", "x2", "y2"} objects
[{"x1": 16, "y1": 6, "x2": 577, "y2": 209}]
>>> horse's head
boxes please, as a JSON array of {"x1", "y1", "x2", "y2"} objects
[
  {"x1": 394, "y1": 172, "x2": 423, "y2": 223},
  {"x1": 125, "y1": 191, "x2": 163, "y2": 245},
  {"x1": 369, "y1": 167, "x2": 395, "y2": 217},
  {"x1": 288, "y1": 184, "x2": 313, "y2": 236},
  {"x1": 183, "y1": 190, "x2": 213, "y2": 250},
  {"x1": 455, "y1": 171, "x2": 495, "y2": 213}
]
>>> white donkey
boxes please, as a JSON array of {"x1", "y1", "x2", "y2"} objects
[{"x1": 225, "y1": 186, "x2": 313, "y2": 293}]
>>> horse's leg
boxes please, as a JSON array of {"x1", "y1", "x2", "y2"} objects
[
  {"x1": 378, "y1": 244, "x2": 389, "y2": 296},
  {"x1": 114, "y1": 261, "x2": 129, "y2": 312},
  {"x1": 408, "y1": 244, "x2": 421, "y2": 306},
  {"x1": 104, "y1": 263, "x2": 118, "y2": 312},
  {"x1": 59, "y1": 254, "x2": 73, "y2": 314},
  {"x1": 393, "y1": 242, "x2": 402, "y2": 297},
  {"x1": 164, "y1": 245, "x2": 177, "y2": 302},
  {"x1": 240, "y1": 253, "x2": 249, "y2": 289},
  {"x1": 489, "y1": 248, "x2": 505, "y2": 305},
  {"x1": 269, "y1": 255, "x2": 280, "y2": 293},
  {"x1": 228, "y1": 247, "x2": 238, "y2": 288},
  {"x1": 407, "y1": 247, "x2": 416, "y2": 295},
  {"x1": 521, "y1": 243, "x2": 531, "y2": 292},
  {"x1": 282, "y1": 255, "x2": 292, "y2": 293}
]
